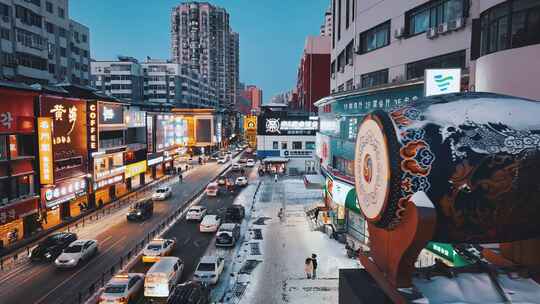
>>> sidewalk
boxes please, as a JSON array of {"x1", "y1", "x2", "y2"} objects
[{"x1": 218, "y1": 177, "x2": 361, "y2": 304}]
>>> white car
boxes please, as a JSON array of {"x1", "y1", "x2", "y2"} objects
[
  {"x1": 206, "y1": 182, "x2": 219, "y2": 197},
  {"x1": 235, "y1": 176, "x2": 248, "y2": 187},
  {"x1": 142, "y1": 238, "x2": 176, "y2": 263},
  {"x1": 217, "y1": 157, "x2": 227, "y2": 164},
  {"x1": 231, "y1": 163, "x2": 242, "y2": 171},
  {"x1": 246, "y1": 159, "x2": 255, "y2": 167},
  {"x1": 186, "y1": 206, "x2": 207, "y2": 221},
  {"x1": 199, "y1": 215, "x2": 221, "y2": 233},
  {"x1": 99, "y1": 273, "x2": 144, "y2": 304},
  {"x1": 193, "y1": 256, "x2": 225, "y2": 285},
  {"x1": 55, "y1": 239, "x2": 98, "y2": 268},
  {"x1": 235, "y1": 147, "x2": 243, "y2": 152},
  {"x1": 152, "y1": 187, "x2": 171, "y2": 200}
]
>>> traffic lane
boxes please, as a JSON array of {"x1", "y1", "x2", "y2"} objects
[
  {"x1": 128, "y1": 169, "x2": 250, "y2": 282},
  {"x1": 0, "y1": 162, "x2": 228, "y2": 304}
]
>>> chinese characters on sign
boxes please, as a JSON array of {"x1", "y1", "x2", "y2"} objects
[
  {"x1": 0, "y1": 112, "x2": 13, "y2": 129},
  {"x1": 49, "y1": 104, "x2": 78, "y2": 145},
  {"x1": 87, "y1": 101, "x2": 98, "y2": 153},
  {"x1": 38, "y1": 117, "x2": 54, "y2": 185},
  {"x1": 43, "y1": 177, "x2": 86, "y2": 208},
  {"x1": 259, "y1": 115, "x2": 319, "y2": 136}
]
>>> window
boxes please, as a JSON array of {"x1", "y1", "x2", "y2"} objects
[
  {"x1": 60, "y1": 47, "x2": 66, "y2": 57},
  {"x1": 352, "y1": 0, "x2": 355, "y2": 21},
  {"x1": 332, "y1": 0, "x2": 336, "y2": 48},
  {"x1": 0, "y1": 28, "x2": 9, "y2": 40},
  {"x1": 2, "y1": 53, "x2": 16, "y2": 68},
  {"x1": 337, "y1": 51, "x2": 345, "y2": 72},
  {"x1": 0, "y1": 3, "x2": 10, "y2": 18},
  {"x1": 406, "y1": 0, "x2": 466, "y2": 35},
  {"x1": 359, "y1": 21, "x2": 390, "y2": 53},
  {"x1": 281, "y1": 142, "x2": 287, "y2": 150},
  {"x1": 15, "y1": 134, "x2": 35, "y2": 157},
  {"x1": 58, "y1": 7, "x2": 65, "y2": 18},
  {"x1": 346, "y1": 78, "x2": 354, "y2": 91},
  {"x1": 361, "y1": 69, "x2": 389, "y2": 88},
  {"x1": 346, "y1": 0, "x2": 350, "y2": 29},
  {"x1": 480, "y1": 0, "x2": 540, "y2": 56},
  {"x1": 16, "y1": 28, "x2": 45, "y2": 50},
  {"x1": 406, "y1": 50, "x2": 466, "y2": 79},
  {"x1": 46, "y1": 1, "x2": 53, "y2": 13},
  {"x1": 46, "y1": 22, "x2": 54, "y2": 34},
  {"x1": 345, "y1": 40, "x2": 353, "y2": 65},
  {"x1": 17, "y1": 52, "x2": 47, "y2": 70},
  {"x1": 58, "y1": 27, "x2": 66, "y2": 37},
  {"x1": 82, "y1": 34, "x2": 87, "y2": 43},
  {"x1": 331, "y1": 60, "x2": 336, "y2": 78},
  {"x1": 0, "y1": 135, "x2": 7, "y2": 160},
  {"x1": 25, "y1": 0, "x2": 41, "y2": 7},
  {"x1": 337, "y1": 0, "x2": 341, "y2": 40},
  {"x1": 305, "y1": 142, "x2": 316, "y2": 150},
  {"x1": 15, "y1": 5, "x2": 42, "y2": 28},
  {"x1": 292, "y1": 141, "x2": 302, "y2": 150},
  {"x1": 48, "y1": 63, "x2": 55, "y2": 73},
  {"x1": 272, "y1": 141, "x2": 279, "y2": 150},
  {"x1": 333, "y1": 156, "x2": 354, "y2": 176}
]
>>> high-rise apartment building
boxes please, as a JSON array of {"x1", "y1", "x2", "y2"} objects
[
  {"x1": 90, "y1": 57, "x2": 144, "y2": 101},
  {"x1": 241, "y1": 85, "x2": 262, "y2": 113},
  {"x1": 0, "y1": 0, "x2": 90, "y2": 85},
  {"x1": 170, "y1": 1, "x2": 239, "y2": 108},
  {"x1": 320, "y1": 5, "x2": 332, "y2": 37}
]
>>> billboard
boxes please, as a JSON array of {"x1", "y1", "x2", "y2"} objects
[
  {"x1": 40, "y1": 95, "x2": 87, "y2": 181},
  {"x1": 424, "y1": 68, "x2": 461, "y2": 97},
  {"x1": 257, "y1": 113, "x2": 318, "y2": 136},
  {"x1": 156, "y1": 114, "x2": 174, "y2": 151},
  {"x1": 38, "y1": 117, "x2": 54, "y2": 185},
  {"x1": 99, "y1": 102, "x2": 124, "y2": 125},
  {"x1": 146, "y1": 114, "x2": 154, "y2": 153},
  {"x1": 174, "y1": 117, "x2": 188, "y2": 146},
  {"x1": 196, "y1": 118, "x2": 212, "y2": 143},
  {"x1": 87, "y1": 101, "x2": 99, "y2": 154}
]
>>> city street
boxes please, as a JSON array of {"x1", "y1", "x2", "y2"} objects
[{"x1": 0, "y1": 158, "x2": 237, "y2": 304}]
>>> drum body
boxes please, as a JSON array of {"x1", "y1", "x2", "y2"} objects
[{"x1": 354, "y1": 92, "x2": 540, "y2": 243}]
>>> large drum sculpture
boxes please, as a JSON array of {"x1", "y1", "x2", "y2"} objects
[{"x1": 354, "y1": 92, "x2": 540, "y2": 244}]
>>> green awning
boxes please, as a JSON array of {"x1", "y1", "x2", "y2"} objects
[
  {"x1": 345, "y1": 189, "x2": 361, "y2": 214},
  {"x1": 425, "y1": 242, "x2": 471, "y2": 267}
]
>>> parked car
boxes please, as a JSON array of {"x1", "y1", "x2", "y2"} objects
[
  {"x1": 199, "y1": 215, "x2": 221, "y2": 233},
  {"x1": 54, "y1": 239, "x2": 98, "y2": 268},
  {"x1": 193, "y1": 256, "x2": 225, "y2": 285},
  {"x1": 99, "y1": 273, "x2": 144, "y2": 304},
  {"x1": 217, "y1": 157, "x2": 227, "y2": 164},
  {"x1": 152, "y1": 186, "x2": 172, "y2": 200},
  {"x1": 226, "y1": 151, "x2": 232, "y2": 156},
  {"x1": 238, "y1": 158, "x2": 247, "y2": 164},
  {"x1": 29, "y1": 232, "x2": 78, "y2": 262},
  {"x1": 231, "y1": 163, "x2": 242, "y2": 171},
  {"x1": 186, "y1": 206, "x2": 207, "y2": 221},
  {"x1": 235, "y1": 176, "x2": 248, "y2": 187},
  {"x1": 145, "y1": 257, "x2": 184, "y2": 301},
  {"x1": 127, "y1": 199, "x2": 154, "y2": 221},
  {"x1": 235, "y1": 147, "x2": 243, "y2": 152},
  {"x1": 205, "y1": 182, "x2": 219, "y2": 197},
  {"x1": 216, "y1": 223, "x2": 241, "y2": 247},
  {"x1": 246, "y1": 159, "x2": 255, "y2": 167},
  {"x1": 217, "y1": 176, "x2": 227, "y2": 186},
  {"x1": 142, "y1": 238, "x2": 176, "y2": 263},
  {"x1": 167, "y1": 281, "x2": 210, "y2": 304},
  {"x1": 224, "y1": 205, "x2": 245, "y2": 223}
]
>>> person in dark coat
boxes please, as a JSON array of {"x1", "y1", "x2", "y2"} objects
[{"x1": 311, "y1": 253, "x2": 318, "y2": 279}]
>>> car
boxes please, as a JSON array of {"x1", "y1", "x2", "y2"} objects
[
  {"x1": 127, "y1": 199, "x2": 154, "y2": 221},
  {"x1": 246, "y1": 159, "x2": 255, "y2": 167},
  {"x1": 216, "y1": 223, "x2": 241, "y2": 247},
  {"x1": 99, "y1": 273, "x2": 145, "y2": 304},
  {"x1": 224, "y1": 205, "x2": 245, "y2": 223},
  {"x1": 238, "y1": 158, "x2": 247, "y2": 164},
  {"x1": 235, "y1": 147, "x2": 243, "y2": 152},
  {"x1": 142, "y1": 238, "x2": 176, "y2": 263},
  {"x1": 193, "y1": 256, "x2": 225, "y2": 285},
  {"x1": 29, "y1": 232, "x2": 78, "y2": 262},
  {"x1": 54, "y1": 239, "x2": 98, "y2": 268},
  {"x1": 205, "y1": 182, "x2": 219, "y2": 196},
  {"x1": 217, "y1": 176, "x2": 227, "y2": 186},
  {"x1": 226, "y1": 151, "x2": 232, "y2": 155},
  {"x1": 199, "y1": 215, "x2": 221, "y2": 233},
  {"x1": 231, "y1": 163, "x2": 242, "y2": 171},
  {"x1": 186, "y1": 206, "x2": 207, "y2": 221},
  {"x1": 235, "y1": 176, "x2": 248, "y2": 187},
  {"x1": 246, "y1": 148, "x2": 253, "y2": 154},
  {"x1": 217, "y1": 157, "x2": 227, "y2": 164},
  {"x1": 167, "y1": 281, "x2": 210, "y2": 304},
  {"x1": 145, "y1": 257, "x2": 184, "y2": 301},
  {"x1": 152, "y1": 186, "x2": 172, "y2": 200}
]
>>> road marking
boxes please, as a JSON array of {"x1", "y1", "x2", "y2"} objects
[
  {"x1": 183, "y1": 237, "x2": 191, "y2": 245},
  {"x1": 33, "y1": 236, "x2": 126, "y2": 304},
  {"x1": 0, "y1": 261, "x2": 34, "y2": 285}
]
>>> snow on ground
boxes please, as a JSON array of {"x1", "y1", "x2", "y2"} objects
[{"x1": 213, "y1": 176, "x2": 360, "y2": 304}]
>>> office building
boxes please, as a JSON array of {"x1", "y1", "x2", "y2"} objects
[
  {"x1": 0, "y1": 0, "x2": 90, "y2": 85},
  {"x1": 297, "y1": 35, "x2": 330, "y2": 114},
  {"x1": 241, "y1": 84, "x2": 262, "y2": 114},
  {"x1": 90, "y1": 56, "x2": 144, "y2": 102},
  {"x1": 320, "y1": 5, "x2": 333, "y2": 37},
  {"x1": 170, "y1": 1, "x2": 239, "y2": 108}
]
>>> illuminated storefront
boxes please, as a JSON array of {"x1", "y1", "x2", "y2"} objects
[{"x1": 243, "y1": 115, "x2": 257, "y2": 148}]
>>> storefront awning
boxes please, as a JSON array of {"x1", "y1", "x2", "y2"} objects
[
  {"x1": 262, "y1": 157, "x2": 289, "y2": 163},
  {"x1": 303, "y1": 174, "x2": 325, "y2": 189}
]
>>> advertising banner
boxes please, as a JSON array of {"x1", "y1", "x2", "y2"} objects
[
  {"x1": 125, "y1": 109, "x2": 145, "y2": 128},
  {"x1": 99, "y1": 102, "x2": 124, "y2": 125},
  {"x1": 41, "y1": 176, "x2": 87, "y2": 208},
  {"x1": 125, "y1": 160, "x2": 147, "y2": 178},
  {"x1": 425, "y1": 68, "x2": 461, "y2": 97},
  {"x1": 257, "y1": 113, "x2": 318, "y2": 136},
  {"x1": 87, "y1": 101, "x2": 99, "y2": 154},
  {"x1": 147, "y1": 114, "x2": 154, "y2": 153},
  {"x1": 174, "y1": 117, "x2": 188, "y2": 146},
  {"x1": 38, "y1": 117, "x2": 54, "y2": 185},
  {"x1": 195, "y1": 118, "x2": 212, "y2": 143}
]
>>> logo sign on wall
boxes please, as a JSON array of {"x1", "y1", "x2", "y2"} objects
[
  {"x1": 42, "y1": 176, "x2": 86, "y2": 208},
  {"x1": 38, "y1": 117, "x2": 54, "y2": 185},
  {"x1": 87, "y1": 101, "x2": 99, "y2": 153},
  {"x1": 424, "y1": 68, "x2": 461, "y2": 97},
  {"x1": 258, "y1": 114, "x2": 318, "y2": 136},
  {"x1": 99, "y1": 103, "x2": 124, "y2": 125}
]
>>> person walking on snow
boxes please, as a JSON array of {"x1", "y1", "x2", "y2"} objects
[
  {"x1": 274, "y1": 174, "x2": 278, "y2": 183},
  {"x1": 304, "y1": 257, "x2": 313, "y2": 279},
  {"x1": 311, "y1": 253, "x2": 318, "y2": 279},
  {"x1": 179, "y1": 173, "x2": 183, "y2": 183}
]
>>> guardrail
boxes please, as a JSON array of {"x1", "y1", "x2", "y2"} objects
[
  {"x1": 70, "y1": 163, "x2": 232, "y2": 304},
  {"x1": 0, "y1": 170, "x2": 183, "y2": 272}
]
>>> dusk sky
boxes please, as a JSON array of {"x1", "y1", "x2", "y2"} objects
[{"x1": 70, "y1": 0, "x2": 330, "y2": 102}]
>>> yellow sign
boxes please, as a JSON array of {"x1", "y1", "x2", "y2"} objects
[
  {"x1": 38, "y1": 117, "x2": 54, "y2": 185},
  {"x1": 125, "y1": 160, "x2": 147, "y2": 178}
]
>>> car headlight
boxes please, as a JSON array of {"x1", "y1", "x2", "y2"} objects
[
  {"x1": 137, "y1": 211, "x2": 142, "y2": 215},
  {"x1": 210, "y1": 274, "x2": 216, "y2": 278},
  {"x1": 28, "y1": 251, "x2": 32, "y2": 258},
  {"x1": 69, "y1": 259, "x2": 76, "y2": 263},
  {"x1": 44, "y1": 252, "x2": 52, "y2": 259}
]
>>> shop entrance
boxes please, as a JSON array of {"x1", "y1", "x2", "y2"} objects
[{"x1": 60, "y1": 201, "x2": 70, "y2": 220}]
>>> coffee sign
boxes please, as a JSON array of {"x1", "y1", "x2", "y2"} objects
[{"x1": 87, "y1": 101, "x2": 99, "y2": 153}]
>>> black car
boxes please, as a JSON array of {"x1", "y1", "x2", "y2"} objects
[
  {"x1": 29, "y1": 232, "x2": 78, "y2": 262},
  {"x1": 216, "y1": 223, "x2": 241, "y2": 247},
  {"x1": 127, "y1": 199, "x2": 154, "y2": 221},
  {"x1": 224, "y1": 205, "x2": 245, "y2": 222},
  {"x1": 168, "y1": 281, "x2": 209, "y2": 304}
]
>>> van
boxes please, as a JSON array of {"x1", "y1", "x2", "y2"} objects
[
  {"x1": 144, "y1": 256, "x2": 184, "y2": 302},
  {"x1": 205, "y1": 182, "x2": 218, "y2": 197}
]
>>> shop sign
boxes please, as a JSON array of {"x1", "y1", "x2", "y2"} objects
[
  {"x1": 148, "y1": 156, "x2": 163, "y2": 166},
  {"x1": 125, "y1": 109, "x2": 145, "y2": 128},
  {"x1": 338, "y1": 84, "x2": 422, "y2": 114},
  {"x1": 38, "y1": 117, "x2": 54, "y2": 185},
  {"x1": 331, "y1": 179, "x2": 354, "y2": 206},
  {"x1": 0, "y1": 88, "x2": 36, "y2": 133},
  {"x1": 42, "y1": 177, "x2": 86, "y2": 208},
  {"x1": 425, "y1": 242, "x2": 470, "y2": 266},
  {"x1": 87, "y1": 101, "x2": 99, "y2": 153},
  {"x1": 93, "y1": 174, "x2": 123, "y2": 190},
  {"x1": 95, "y1": 166, "x2": 125, "y2": 181},
  {"x1": 316, "y1": 133, "x2": 331, "y2": 168},
  {"x1": 0, "y1": 198, "x2": 38, "y2": 224},
  {"x1": 258, "y1": 114, "x2": 318, "y2": 136},
  {"x1": 425, "y1": 68, "x2": 461, "y2": 97},
  {"x1": 147, "y1": 114, "x2": 154, "y2": 153},
  {"x1": 125, "y1": 161, "x2": 147, "y2": 178},
  {"x1": 99, "y1": 103, "x2": 124, "y2": 125}
]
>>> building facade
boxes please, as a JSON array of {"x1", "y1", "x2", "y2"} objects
[
  {"x1": 170, "y1": 2, "x2": 239, "y2": 108},
  {"x1": 320, "y1": 5, "x2": 333, "y2": 37},
  {"x1": 90, "y1": 57, "x2": 144, "y2": 102},
  {"x1": 241, "y1": 85, "x2": 262, "y2": 114},
  {"x1": 297, "y1": 36, "x2": 331, "y2": 114},
  {"x1": 0, "y1": 0, "x2": 90, "y2": 85}
]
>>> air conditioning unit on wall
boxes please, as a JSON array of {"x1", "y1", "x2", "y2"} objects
[
  {"x1": 437, "y1": 22, "x2": 449, "y2": 34},
  {"x1": 426, "y1": 27, "x2": 438, "y2": 39},
  {"x1": 394, "y1": 27, "x2": 405, "y2": 39}
]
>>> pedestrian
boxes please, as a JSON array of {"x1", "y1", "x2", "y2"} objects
[
  {"x1": 311, "y1": 254, "x2": 318, "y2": 279},
  {"x1": 185, "y1": 164, "x2": 189, "y2": 172},
  {"x1": 177, "y1": 166, "x2": 182, "y2": 175},
  {"x1": 179, "y1": 173, "x2": 183, "y2": 183},
  {"x1": 304, "y1": 257, "x2": 313, "y2": 279},
  {"x1": 274, "y1": 174, "x2": 278, "y2": 183},
  {"x1": 314, "y1": 208, "x2": 320, "y2": 222}
]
